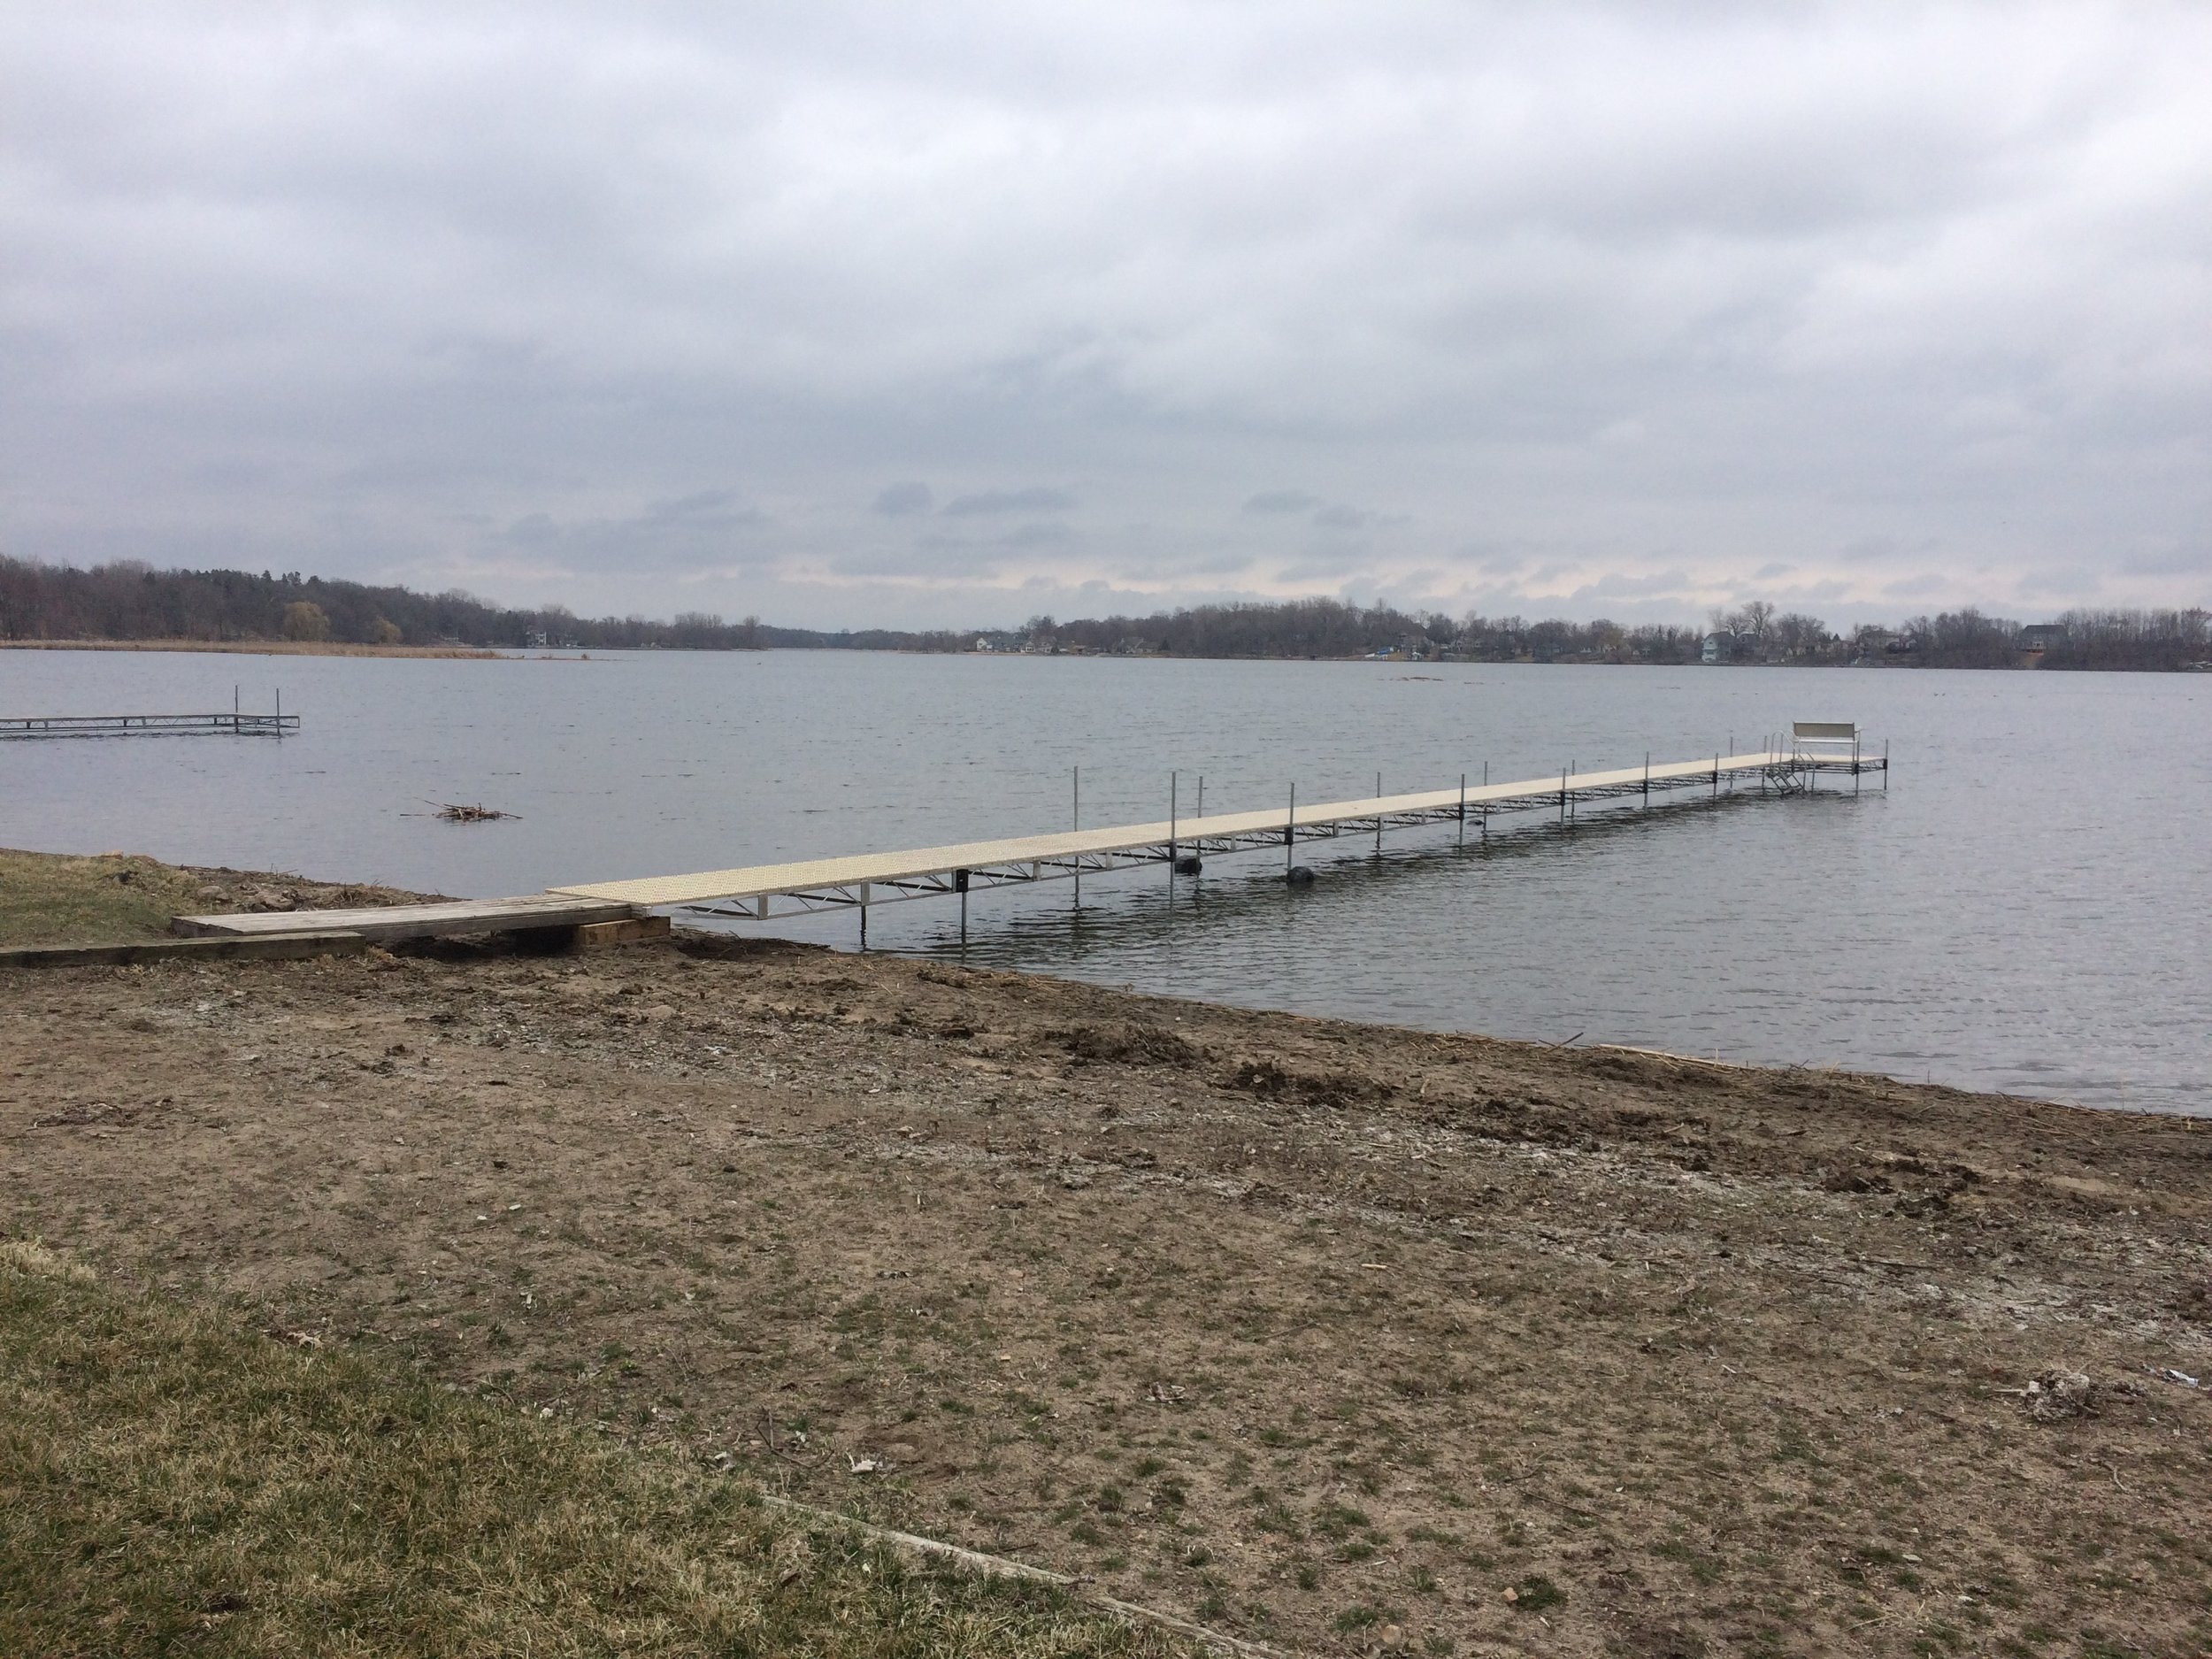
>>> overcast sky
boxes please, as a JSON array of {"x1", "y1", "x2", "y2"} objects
[{"x1": 4, "y1": 3, "x2": 2208, "y2": 629}]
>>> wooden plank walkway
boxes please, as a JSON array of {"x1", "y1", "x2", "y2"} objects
[
  {"x1": 173, "y1": 895, "x2": 636, "y2": 944},
  {"x1": 551, "y1": 748, "x2": 1843, "y2": 918},
  {"x1": 159, "y1": 732, "x2": 1884, "y2": 945}
]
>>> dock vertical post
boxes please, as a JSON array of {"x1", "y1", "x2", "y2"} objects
[
  {"x1": 1286, "y1": 783, "x2": 1296, "y2": 874},
  {"x1": 1854, "y1": 733, "x2": 1863, "y2": 795},
  {"x1": 1481, "y1": 761, "x2": 1489, "y2": 838},
  {"x1": 275, "y1": 687, "x2": 281, "y2": 738},
  {"x1": 1375, "y1": 772, "x2": 1383, "y2": 855},
  {"x1": 1072, "y1": 767, "x2": 1080, "y2": 909},
  {"x1": 1559, "y1": 766, "x2": 1566, "y2": 825},
  {"x1": 1643, "y1": 751, "x2": 1649, "y2": 808},
  {"x1": 859, "y1": 883, "x2": 869, "y2": 949},
  {"x1": 1458, "y1": 773, "x2": 1466, "y2": 847},
  {"x1": 1169, "y1": 772, "x2": 1178, "y2": 871},
  {"x1": 1884, "y1": 739, "x2": 1890, "y2": 789}
]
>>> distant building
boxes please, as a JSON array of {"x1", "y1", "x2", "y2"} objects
[
  {"x1": 1700, "y1": 634, "x2": 1725, "y2": 664},
  {"x1": 972, "y1": 637, "x2": 994, "y2": 652},
  {"x1": 2017, "y1": 623, "x2": 2068, "y2": 654}
]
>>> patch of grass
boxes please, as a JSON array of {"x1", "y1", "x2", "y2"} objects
[
  {"x1": 1509, "y1": 1574, "x2": 1565, "y2": 1613},
  {"x1": 0, "y1": 1241, "x2": 1189, "y2": 1658},
  {"x1": 0, "y1": 849, "x2": 213, "y2": 947}
]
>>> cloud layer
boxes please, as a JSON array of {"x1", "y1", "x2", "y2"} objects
[{"x1": 3, "y1": 1, "x2": 2207, "y2": 626}]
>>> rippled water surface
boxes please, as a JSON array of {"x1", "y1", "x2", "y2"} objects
[{"x1": 4, "y1": 649, "x2": 2206, "y2": 1113}]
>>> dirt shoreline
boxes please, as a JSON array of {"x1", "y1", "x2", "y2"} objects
[{"x1": 4, "y1": 868, "x2": 2208, "y2": 1656}]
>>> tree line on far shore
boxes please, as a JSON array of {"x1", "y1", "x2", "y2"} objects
[{"x1": 0, "y1": 555, "x2": 2204, "y2": 671}]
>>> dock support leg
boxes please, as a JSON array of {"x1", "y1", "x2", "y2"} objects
[
  {"x1": 1481, "y1": 761, "x2": 1489, "y2": 838},
  {"x1": 1072, "y1": 767, "x2": 1080, "y2": 909},
  {"x1": 1375, "y1": 772, "x2": 1383, "y2": 856},
  {"x1": 1458, "y1": 773, "x2": 1466, "y2": 847},
  {"x1": 1286, "y1": 783, "x2": 1296, "y2": 875},
  {"x1": 859, "y1": 883, "x2": 869, "y2": 950}
]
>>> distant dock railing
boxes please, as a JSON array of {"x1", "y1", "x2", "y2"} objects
[{"x1": 0, "y1": 705, "x2": 297, "y2": 741}]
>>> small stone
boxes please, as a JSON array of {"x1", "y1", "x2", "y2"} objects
[
  {"x1": 1502, "y1": 1586, "x2": 1518, "y2": 1603},
  {"x1": 1379, "y1": 1624, "x2": 1404, "y2": 1648}
]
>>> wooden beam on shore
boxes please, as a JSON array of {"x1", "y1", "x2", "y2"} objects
[
  {"x1": 0, "y1": 932, "x2": 369, "y2": 971},
  {"x1": 172, "y1": 895, "x2": 639, "y2": 945}
]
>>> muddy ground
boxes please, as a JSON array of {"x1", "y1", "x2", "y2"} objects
[{"x1": 4, "y1": 919, "x2": 2209, "y2": 1657}]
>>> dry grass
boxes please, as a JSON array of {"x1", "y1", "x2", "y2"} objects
[
  {"x1": 0, "y1": 848, "x2": 435, "y2": 949},
  {"x1": 0, "y1": 850, "x2": 216, "y2": 948},
  {"x1": 0, "y1": 1240, "x2": 1191, "y2": 1659}
]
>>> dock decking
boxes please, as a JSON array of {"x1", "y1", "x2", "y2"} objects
[
  {"x1": 172, "y1": 895, "x2": 638, "y2": 944},
  {"x1": 157, "y1": 727, "x2": 1883, "y2": 949},
  {"x1": 553, "y1": 740, "x2": 1882, "y2": 923}
]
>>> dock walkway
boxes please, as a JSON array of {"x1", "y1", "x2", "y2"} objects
[
  {"x1": 161, "y1": 728, "x2": 1885, "y2": 949},
  {"x1": 555, "y1": 740, "x2": 1881, "y2": 924}
]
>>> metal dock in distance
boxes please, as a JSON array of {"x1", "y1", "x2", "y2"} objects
[
  {"x1": 553, "y1": 725, "x2": 1886, "y2": 938},
  {"x1": 2, "y1": 710, "x2": 299, "y2": 740},
  {"x1": 2, "y1": 690, "x2": 296, "y2": 740}
]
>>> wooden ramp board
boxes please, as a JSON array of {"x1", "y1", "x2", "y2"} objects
[
  {"x1": 550, "y1": 751, "x2": 1788, "y2": 910},
  {"x1": 172, "y1": 895, "x2": 636, "y2": 944},
  {"x1": 2, "y1": 931, "x2": 369, "y2": 970}
]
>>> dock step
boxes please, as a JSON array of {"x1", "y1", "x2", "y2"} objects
[{"x1": 172, "y1": 895, "x2": 640, "y2": 945}]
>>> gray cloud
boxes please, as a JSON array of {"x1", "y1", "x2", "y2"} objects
[
  {"x1": 1, "y1": 2, "x2": 2207, "y2": 631},
  {"x1": 873, "y1": 481, "x2": 933, "y2": 516},
  {"x1": 941, "y1": 487, "x2": 1078, "y2": 517},
  {"x1": 1244, "y1": 491, "x2": 1321, "y2": 514}
]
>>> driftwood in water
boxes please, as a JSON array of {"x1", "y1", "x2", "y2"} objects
[{"x1": 420, "y1": 801, "x2": 519, "y2": 823}]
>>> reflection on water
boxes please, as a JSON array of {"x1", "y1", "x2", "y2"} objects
[{"x1": 2, "y1": 648, "x2": 2204, "y2": 1114}]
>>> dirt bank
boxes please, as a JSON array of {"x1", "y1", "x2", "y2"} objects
[{"x1": 4, "y1": 917, "x2": 2208, "y2": 1656}]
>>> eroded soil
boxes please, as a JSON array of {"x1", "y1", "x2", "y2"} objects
[{"x1": 5, "y1": 933, "x2": 2209, "y2": 1657}]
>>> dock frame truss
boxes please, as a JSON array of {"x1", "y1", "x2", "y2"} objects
[{"x1": 677, "y1": 741, "x2": 1886, "y2": 926}]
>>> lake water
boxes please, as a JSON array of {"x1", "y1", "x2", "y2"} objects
[{"x1": 3, "y1": 648, "x2": 2206, "y2": 1115}]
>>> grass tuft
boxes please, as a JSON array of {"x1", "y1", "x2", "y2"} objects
[{"x1": 0, "y1": 1245, "x2": 1189, "y2": 1657}]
